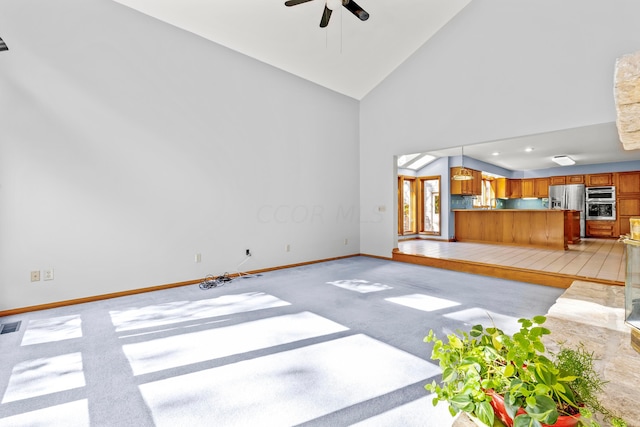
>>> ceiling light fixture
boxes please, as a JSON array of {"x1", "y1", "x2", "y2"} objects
[
  {"x1": 525, "y1": 147, "x2": 534, "y2": 152},
  {"x1": 551, "y1": 155, "x2": 575, "y2": 166},
  {"x1": 0, "y1": 37, "x2": 8, "y2": 52},
  {"x1": 452, "y1": 146, "x2": 473, "y2": 181}
]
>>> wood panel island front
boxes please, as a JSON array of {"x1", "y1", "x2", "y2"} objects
[{"x1": 454, "y1": 209, "x2": 580, "y2": 250}]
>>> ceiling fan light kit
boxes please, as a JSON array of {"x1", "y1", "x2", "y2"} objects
[{"x1": 285, "y1": 0, "x2": 369, "y2": 28}]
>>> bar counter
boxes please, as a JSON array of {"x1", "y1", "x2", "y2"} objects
[{"x1": 453, "y1": 209, "x2": 579, "y2": 250}]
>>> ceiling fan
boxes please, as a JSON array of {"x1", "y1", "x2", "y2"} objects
[{"x1": 285, "y1": 0, "x2": 369, "y2": 28}]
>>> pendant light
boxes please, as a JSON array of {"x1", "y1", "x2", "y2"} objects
[{"x1": 452, "y1": 146, "x2": 473, "y2": 181}]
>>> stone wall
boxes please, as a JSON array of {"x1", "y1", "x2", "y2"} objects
[{"x1": 615, "y1": 51, "x2": 640, "y2": 150}]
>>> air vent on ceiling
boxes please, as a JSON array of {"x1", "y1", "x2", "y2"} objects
[
  {"x1": 0, "y1": 37, "x2": 8, "y2": 51},
  {"x1": 0, "y1": 321, "x2": 21, "y2": 334}
]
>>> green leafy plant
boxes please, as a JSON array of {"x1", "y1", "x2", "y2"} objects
[{"x1": 424, "y1": 316, "x2": 627, "y2": 427}]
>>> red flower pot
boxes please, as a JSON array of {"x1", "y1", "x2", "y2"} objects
[{"x1": 485, "y1": 390, "x2": 580, "y2": 427}]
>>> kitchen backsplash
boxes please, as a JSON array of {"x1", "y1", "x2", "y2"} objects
[{"x1": 451, "y1": 196, "x2": 549, "y2": 209}]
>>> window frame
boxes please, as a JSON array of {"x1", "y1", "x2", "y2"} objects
[
  {"x1": 398, "y1": 175, "x2": 417, "y2": 235},
  {"x1": 419, "y1": 176, "x2": 441, "y2": 235}
]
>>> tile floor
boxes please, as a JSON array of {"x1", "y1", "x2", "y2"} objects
[{"x1": 397, "y1": 238, "x2": 626, "y2": 283}]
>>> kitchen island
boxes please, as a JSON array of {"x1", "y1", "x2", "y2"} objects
[{"x1": 454, "y1": 209, "x2": 580, "y2": 250}]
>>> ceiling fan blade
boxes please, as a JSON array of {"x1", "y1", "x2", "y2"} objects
[
  {"x1": 343, "y1": 0, "x2": 369, "y2": 21},
  {"x1": 320, "y1": 5, "x2": 332, "y2": 27},
  {"x1": 284, "y1": 0, "x2": 314, "y2": 6}
]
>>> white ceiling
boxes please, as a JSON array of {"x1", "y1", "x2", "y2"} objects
[{"x1": 113, "y1": 0, "x2": 471, "y2": 100}]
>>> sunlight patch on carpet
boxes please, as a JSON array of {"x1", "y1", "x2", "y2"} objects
[
  {"x1": 110, "y1": 292, "x2": 290, "y2": 332},
  {"x1": 385, "y1": 294, "x2": 460, "y2": 312},
  {"x1": 326, "y1": 279, "x2": 393, "y2": 293},
  {"x1": 123, "y1": 311, "x2": 349, "y2": 375},
  {"x1": 444, "y1": 308, "x2": 520, "y2": 334},
  {"x1": 1, "y1": 353, "x2": 85, "y2": 403},
  {"x1": 21, "y1": 315, "x2": 82, "y2": 346},
  {"x1": 138, "y1": 334, "x2": 440, "y2": 426},
  {"x1": 0, "y1": 399, "x2": 89, "y2": 427}
]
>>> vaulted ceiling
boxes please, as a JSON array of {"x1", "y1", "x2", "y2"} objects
[
  {"x1": 113, "y1": 0, "x2": 471, "y2": 100},
  {"x1": 2, "y1": 1, "x2": 639, "y2": 170}
]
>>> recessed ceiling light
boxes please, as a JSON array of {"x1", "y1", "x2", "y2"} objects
[
  {"x1": 525, "y1": 147, "x2": 534, "y2": 152},
  {"x1": 492, "y1": 152, "x2": 500, "y2": 156},
  {"x1": 552, "y1": 155, "x2": 575, "y2": 166}
]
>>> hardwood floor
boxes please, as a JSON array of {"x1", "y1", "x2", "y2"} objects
[{"x1": 394, "y1": 238, "x2": 625, "y2": 288}]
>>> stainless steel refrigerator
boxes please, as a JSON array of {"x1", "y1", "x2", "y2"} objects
[{"x1": 549, "y1": 184, "x2": 586, "y2": 237}]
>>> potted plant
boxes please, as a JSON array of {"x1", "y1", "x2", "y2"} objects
[{"x1": 424, "y1": 315, "x2": 627, "y2": 427}]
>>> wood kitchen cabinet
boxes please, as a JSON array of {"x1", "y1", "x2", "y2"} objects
[
  {"x1": 513, "y1": 178, "x2": 547, "y2": 198},
  {"x1": 473, "y1": 170, "x2": 482, "y2": 194},
  {"x1": 521, "y1": 179, "x2": 535, "y2": 197},
  {"x1": 509, "y1": 179, "x2": 522, "y2": 198},
  {"x1": 565, "y1": 210, "x2": 581, "y2": 244},
  {"x1": 619, "y1": 199, "x2": 640, "y2": 235},
  {"x1": 586, "y1": 173, "x2": 613, "y2": 187},
  {"x1": 450, "y1": 167, "x2": 482, "y2": 195},
  {"x1": 586, "y1": 221, "x2": 617, "y2": 238},
  {"x1": 567, "y1": 175, "x2": 585, "y2": 184},
  {"x1": 454, "y1": 209, "x2": 568, "y2": 250},
  {"x1": 496, "y1": 177, "x2": 508, "y2": 199},
  {"x1": 534, "y1": 178, "x2": 550, "y2": 198},
  {"x1": 617, "y1": 171, "x2": 640, "y2": 196},
  {"x1": 551, "y1": 175, "x2": 583, "y2": 185}
]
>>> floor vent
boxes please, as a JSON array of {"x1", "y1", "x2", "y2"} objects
[{"x1": 0, "y1": 321, "x2": 21, "y2": 334}]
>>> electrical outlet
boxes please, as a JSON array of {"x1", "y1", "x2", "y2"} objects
[
  {"x1": 31, "y1": 271, "x2": 40, "y2": 282},
  {"x1": 44, "y1": 269, "x2": 54, "y2": 281},
  {"x1": 195, "y1": 253, "x2": 201, "y2": 263}
]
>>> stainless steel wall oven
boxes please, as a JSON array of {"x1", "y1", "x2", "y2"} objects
[
  {"x1": 586, "y1": 186, "x2": 616, "y2": 201},
  {"x1": 585, "y1": 186, "x2": 616, "y2": 220}
]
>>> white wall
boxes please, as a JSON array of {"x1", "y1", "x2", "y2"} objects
[
  {"x1": 360, "y1": 0, "x2": 640, "y2": 258},
  {"x1": 0, "y1": 1, "x2": 360, "y2": 310}
]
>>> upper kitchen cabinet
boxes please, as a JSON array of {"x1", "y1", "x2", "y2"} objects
[
  {"x1": 496, "y1": 178, "x2": 508, "y2": 199},
  {"x1": 534, "y1": 178, "x2": 550, "y2": 198},
  {"x1": 521, "y1": 179, "x2": 535, "y2": 198},
  {"x1": 549, "y1": 175, "x2": 584, "y2": 185},
  {"x1": 509, "y1": 178, "x2": 522, "y2": 198},
  {"x1": 450, "y1": 167, "x2": 482, "y2": 195},
  {"x1": 551, "y1": 175, "x2": 584, "y2": 185},
  {"x1": 618, "y1": 171, "x2": 640, "y2": 196},
  {"x1": 497, "y1": 178, "x2": 546, "y2": 199},
  {"x1": 567, "y1": 175, "x2": 585, "y2": 184},
  {"x1": 586, "y1": 173, "x2": 613, "y2": 187}
]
